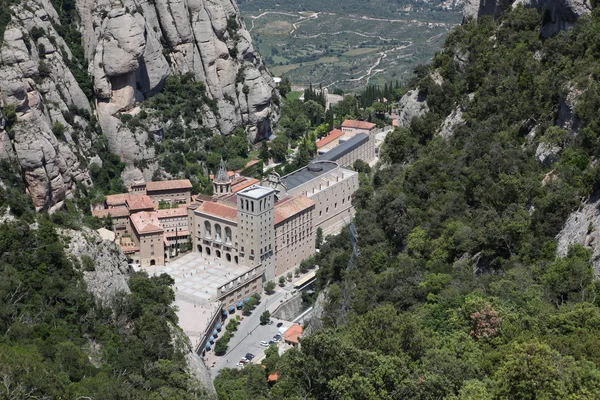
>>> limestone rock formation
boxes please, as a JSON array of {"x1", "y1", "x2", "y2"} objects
[
  {"x1": 0, "y1": 0, "x2": 279, "y2": 209},
  {"x1": 556, "y1": 192, "x2": 600, "y2": 277},
  {"x1": 396, "y1": 89, "x2": 429, "y2": 128},
  {"x1": 535, "y1": 142, "x2": 562, "y2": 166},
  {"x1": 60, "y1": 227, "x2": 132, "y2": 303},
  {"x1": 463, "y1": 0, "x2": 592, "y2": 36},
  {"x1": 0, "y1": 7, "x2": 92, "y2": 210},
  {"x1": 438, "y1": 106, "x2": 465, "y2": 140}
]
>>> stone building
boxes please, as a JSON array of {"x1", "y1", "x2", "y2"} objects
[
  {"x1": 145, "y1": 179, "x2": 193, "y2": 206},
  {"x1": 315, "y1": 134, "x2": 373, "y2": 167},
  {"x1": 128, "y1": 212, "x2": 165, "y2": 266},
  {"x1": 274, "y1": 196, "x2": 316, "y2": 276},
  {"x1": 271, "y1": 161, "x2": 359, "y2": 236}
]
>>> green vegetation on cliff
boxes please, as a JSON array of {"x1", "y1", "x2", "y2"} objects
[{"x1": 216, "y1": 5, "x2": 600, "y2": 399}]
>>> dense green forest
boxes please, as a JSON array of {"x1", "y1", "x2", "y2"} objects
[{"x1": 215, "y1": 4, "x2": 600, "y2": 399}]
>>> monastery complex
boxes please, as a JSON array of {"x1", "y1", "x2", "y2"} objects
[{"x1": 93, "y1": 120, "x2": 377, "y2": 309}]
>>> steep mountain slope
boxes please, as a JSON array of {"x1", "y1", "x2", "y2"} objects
[
  {"x1": 0, "y1": 0, "x2": 279, "y2": 210},
  {"x1": 215, "y1": 3, "x2": 600, "y2": 398}
]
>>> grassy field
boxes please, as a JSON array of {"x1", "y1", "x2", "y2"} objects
[
  {"x1": 342, "y1": 47, "x2": 380, "y2": 57},
  {"x1": 239, "y1": 0, "x2": 462, "y2": 92}
]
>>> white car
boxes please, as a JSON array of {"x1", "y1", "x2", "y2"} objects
[
  {"x1": 236, "y1": 362, "x2": 244, "y2": 368},
  {"x1": 260, "y1": 340, "x2": 269, "y2": 346}
]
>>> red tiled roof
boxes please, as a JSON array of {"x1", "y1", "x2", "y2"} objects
[
  {"x1": 157, "y1": 208, "x2": 189, "y2": 218},
  {"x1": 316, "y1": 129, "x2": 344, "y2": 149},
  {"x1": 197, "y1": 201, "x2": 237, "y2": 222},
  {"x1": 130, "y1": 212, "x2": 164, "y2": 235},
  {"x1": 268, "y1": 373, "x2": 279, "y2": 382},
  {"x1": 105, "y1": 193, "x2": 130, "y2": 206},
  {"x1": 92, "y1": 208, "x2": 130, "y2": 218},
  {"x1": 231, "y1": 177, "x2": 260, "y2": 193},
  {"x1": 243, "y1": 158, "x2": 262, "y2": 170},
  {"x1": 274, "y1": 196, "x2": 315, "y2": 225},
  {"x1": 284, "y1": 324, "x2": 303, "y2": 344},
  {"x1": 146, "y1": 179, "x2": 192, "y2": 192},
  {"x1": 126, "y1": 194, "x2": 155, "y2": 211},
  {"x1": 341, "y1": 120, "x2": 376, "y2": 130},
  {"x1": 121, "y1": 246, "x2": 140, "y2": 253}
]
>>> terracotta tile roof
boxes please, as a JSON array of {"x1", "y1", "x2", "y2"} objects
[
  {"x1": 243, "y1": 158, "x2": 262, "y2": 169},
  {"x1": 92, "y1": 208, "x2": 130, "y2": 218},
  {"x1": 130, "y1": 212, "x2": 164, "y2": 234},
  {"x1": 196, "y1": 201, "x2": 237, "y2": 222},
  {"x1": 316, "y1": 129, "x2": 344, "y2": 149},
  {"x1": 231, "y1": 177, "x2": 260, "y2": 193},
  {"x1": 267, "y1": 373, "x2": 279, "y2": 382},
  {"x1": 126, "y1": 194, "x2": 155, "y2": 211},
  {"x1": 341, "y1": 119, "x2": 376, "y2": 130},
  {"x1": 105, "y1": 193, "x2": 130, "y2": 206},
  {"x1": 121, "y1": 246, "x2": 140, "y2": 253},
  {"x1": 146, "y1": 179, "x2": 192, "y2": 192},
  {"x1": 157, "y1": 208, "x2": 189, "y2": 218},
  {"x1": 274, "y1": 196, "x2": 315, "y2": 225},
  {"x1": 284, "y1": 324, "x2": 303, "y2": 344}
]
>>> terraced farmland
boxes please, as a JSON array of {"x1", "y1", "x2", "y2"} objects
[{"x1": 238, "y1": 1, "x2": 462, "y2": 91}]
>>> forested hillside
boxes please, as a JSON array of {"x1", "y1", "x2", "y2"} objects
[{"x1": 215, "y1": 4, "x2": 600, "y2": 399}]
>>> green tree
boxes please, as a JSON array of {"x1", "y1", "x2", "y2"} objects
[
  {"x1": 260, "y1": 310, "x2": 271, "y2": 325},
  {"x1": 279, "y1": 276, "x2": 286, "y2": 287},
  {"x1": 265, "y1": 281, "x2": 276, "y2": 295},
  {"x1": 315, "y1": 227, "x2": 324, "y2": 249}
]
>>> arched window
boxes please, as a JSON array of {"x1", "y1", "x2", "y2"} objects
[
  {"x1": 206, "y1": 247, "x2": 211, "y2": 256},
  {"x1": 234, "y1": 256, "x2": 239, "y2": 264},
  {"x1": 214, "y1": 224, "x2": 222, "y2": 242},
  {"x1": 245, "y1": 199, "x2": 249, "y2": 210},
  {"x1": 197, "y1": 245, "x2": 202, "y2": 253},
  {"x1": 204, "y1": 221, "x2": 211, "y2": 238},
  {"x1": 251, "y1": 201, "x2": 254, "y2": 212},
  {"x1": 225, "y1": 227, "x2": 232, "y2": 244},
  {"x1": 226, "y1": 253, "x2": 232, "y2": 262},
  {"x1": 216, "y1": 250, "x2": 221, "y2": 258}
]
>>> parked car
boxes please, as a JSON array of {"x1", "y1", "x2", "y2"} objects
[
  {"x1": 274, "y1": 333, "x2": 282, "y2": 339},
  {"x1": 240, "y1": 358, "x2": 249, "y2": 363},
  {"x1": 245, "y1": 353, "x2": 255, "y2": 360},
  {"x1": 260, "y1": 341, "x2": 269, "y2": 346},
  {"x1": 236, "y1": 362, "x2": 244, "y2": 368},
  {"x1": 276, "y1": 322, "x2": 284, "y2": 328},
  {"x1": 268, "y1": 340, "x2": 277, "y2": 345},
  {"x1": 268, "y1": 320, "x2": 273, "y2": 325}
]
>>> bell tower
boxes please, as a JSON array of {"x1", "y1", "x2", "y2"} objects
[{"x1": 213, "y1": 159, "x2": 231, "y2": 195}]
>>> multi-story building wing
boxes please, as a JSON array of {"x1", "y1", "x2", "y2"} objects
[
  {"x1": 237, "y1": 186, "x2": 277, "y2": 281},
  {"x1": 274, "y1": 196, "x2": 316, "y2": 276}
]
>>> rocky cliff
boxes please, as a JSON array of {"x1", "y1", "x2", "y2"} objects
[
  {"x1": 463, "y1": 0, "x2": 592, "y2": 36},
  {"x1": 0, "y1": 0, "x2": 278, "y2": 210}
]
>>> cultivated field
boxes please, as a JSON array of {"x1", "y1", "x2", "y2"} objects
[{"x1": 238, "y1": 1, "x2": 462, "y2": 91}]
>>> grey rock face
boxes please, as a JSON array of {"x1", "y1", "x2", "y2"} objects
[
  {"x1": 1, "y1": 0, "x2": 278, "y2": 208},
  {"x1": 0, "y1": 4, "x2": 92, "y2": 210},
  {"x1": 464, "y1": 0, "x2": 591, "y2": 36},
  {"x1": 535, "y1": 142, "x2": 562, "y2": 166},
  {"x1": 397, "y1": 89, "x2": 430, "y2": 128},
  {"x1": 438, "y1": 106, "x2": 465, "y2": 140},
  {"x1": 556, "y1": 192, "x2": 600, "y2": 277},
  {"x1": 59, "y1": 227, "x2": 132, "y2": 303}
]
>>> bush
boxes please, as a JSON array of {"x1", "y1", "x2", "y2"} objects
[{"x1": 260, "y1": 310, "x2": 271, "y2": 325}]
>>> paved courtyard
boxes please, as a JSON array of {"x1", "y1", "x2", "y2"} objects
[{"x1": 141, "y1": 252, "x2": 253, "y2": 350}]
